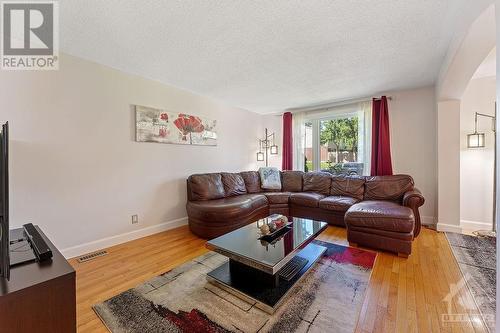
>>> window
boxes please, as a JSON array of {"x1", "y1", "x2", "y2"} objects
[
  {"x1": 294, "y1": 102, "x2": 371, "y2": 175},
  {"x1": 319, "y1": 115, "x2": 363, "y2": 175}
]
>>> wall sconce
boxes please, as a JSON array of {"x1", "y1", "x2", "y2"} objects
[
  {"x1": 467, "y1": 112, "x2": 494, "y2": 148},
  {"x1": 466, "y1": 107, "x2": 497, "y2": 237},
  {"x1": 467, "y1": 132, "x2": 485, "y2": 148},
  {"x1": 257, "y1": 128, "x2": 278, "y2": 166}
]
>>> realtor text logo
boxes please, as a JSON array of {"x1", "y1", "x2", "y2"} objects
[{"x1": 1, "y1": 1, "x2": 59, "y2": 70}]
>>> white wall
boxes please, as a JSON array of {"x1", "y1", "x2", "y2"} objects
[
  {"x1": 0, "y1": 54, "x2": 269, "y2": 256},
  {"x1": 387, "y1": 87, "x2": 437, "y2": 223},
  {"x1": 460, "y1": 77, "x2": 496, "y2": 229}
]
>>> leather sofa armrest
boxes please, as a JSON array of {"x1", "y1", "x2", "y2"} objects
[
  {"x1": 403, "y1": 188, "x2": 425, "y2": 206},
  {"x1": 403, "y1": 188, "x2": 425, "y2": 237}
]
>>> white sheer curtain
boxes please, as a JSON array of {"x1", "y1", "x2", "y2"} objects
[
  {"x1": 292, "y1": 111, "x2": 306, "y2": 171},
  {"x1": 291, "y1": 101, "x2": 372, "y2": 174},
  {"x1": 358, "y1": 101, "x2": 372, "y2": 175}
]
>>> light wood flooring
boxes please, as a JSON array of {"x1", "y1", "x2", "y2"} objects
[{"x1": 69, "y1": 225, "x2": 489, "y2": 333}]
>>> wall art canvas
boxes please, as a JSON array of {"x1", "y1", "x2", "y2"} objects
[{"x1": 135, "y1": 105, "x2": 217, "y2": 146}]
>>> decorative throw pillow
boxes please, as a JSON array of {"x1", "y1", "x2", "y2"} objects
[{"x1": 258, "y1": 167, "x2": 282, "y2": 190}]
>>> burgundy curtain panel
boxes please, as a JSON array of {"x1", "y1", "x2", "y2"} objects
[
  {"x1": 370, "y1": 96, "x2": 393, "y2": 176},
  {"x1": 282, "y1": 112, "x2": 293, "y2": 170}
]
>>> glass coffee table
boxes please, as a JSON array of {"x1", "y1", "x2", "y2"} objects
[{"x1": 206, "y1": 216, "x2": 328, "y2": 313}]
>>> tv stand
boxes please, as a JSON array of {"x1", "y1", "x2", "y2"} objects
[{"x1": 0, "y1": 226, "x2": 76, "y2": 332}]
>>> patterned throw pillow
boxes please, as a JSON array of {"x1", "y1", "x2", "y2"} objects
[{"x1": 258, "y1": 167, "x2": 282, "y2": 190}]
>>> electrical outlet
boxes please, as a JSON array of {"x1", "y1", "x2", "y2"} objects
[{"x1": 131, "y1": 215, "x2": 139, "y2": 224}]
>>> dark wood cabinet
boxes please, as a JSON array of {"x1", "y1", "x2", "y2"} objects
[{"x1": 0, "y1": 227, "x2": 76, "y2": 333}]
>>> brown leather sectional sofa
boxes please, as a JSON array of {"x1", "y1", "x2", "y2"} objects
[{"x1": 186, "y1": 171, "x2": 425, "y2": 256}]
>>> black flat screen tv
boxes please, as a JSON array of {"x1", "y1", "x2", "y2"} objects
[{"x1": 0, "y1": 122, "x2": 9, "y2": 279}]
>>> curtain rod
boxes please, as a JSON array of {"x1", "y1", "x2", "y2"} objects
[{"x1": 285, "y1": 95, "x2": 393, "y2": 114}]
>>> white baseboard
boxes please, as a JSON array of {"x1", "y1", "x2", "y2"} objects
[
  {"x1": 436, "y1": 223, "x2": 462, "y2": 233},
  {"x1": 61, "y1": 217, "x2": 188, "y2": 259},
  {"x1": 460, "y1": 219, "x2": 492, "y2": 231}
]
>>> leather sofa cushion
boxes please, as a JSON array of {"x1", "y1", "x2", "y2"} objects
[
  {"x1": 282, "y1": 171, "x2": 304, "y2": 192},
  {"x1": 303, "y1": 172, "x2": 332, "y2": 195},
  {"x1": 345, "y1": 200, "x2": 415, "y2": 233},
  {"x1": 290, "y1": 192, "x2": 325, "y2": 208},
  {"x1": 221, "y1": 173, "x2": 247, "y2": 196},
  {"x1": 188, "y1": 173, "x2": 225, "y2": 201},
  {"x1": 319, "y1": 196, "x2": 359, "y2": 212},
  {"x1": 262, "y1": 192, "x2": 291, "y2": 205},
  {"x1": 364, "y1": 175, "x2": 414, "y2": 202},
  {"x1": 331, "y1": 175, "x2": 365, "y2": 200},
  {"x1": 187, "y1": 194, "x2": 268, "y2": 220},
  {"x1": 240, "y1": 171, "x2": 261, "y2": 193},
  {"x1": 348, "y1": 225, "x2": 414, "y2": 241}
]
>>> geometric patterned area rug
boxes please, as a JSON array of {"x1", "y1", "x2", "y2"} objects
[
  {"x1": 446, "y1": 232, "x2": 496, "y2": 332},
  {"x1": 93, "y1": 240, "x2": 376, "y2": 333}
]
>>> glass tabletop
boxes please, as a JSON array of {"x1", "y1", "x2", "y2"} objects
[{"x1": 206, "y1": 216, "x2": 327, "y2": 270}]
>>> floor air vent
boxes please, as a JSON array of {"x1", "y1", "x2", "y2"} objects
[{"x1": 77, "y1": 250, "x2": 108, "y2": 263}]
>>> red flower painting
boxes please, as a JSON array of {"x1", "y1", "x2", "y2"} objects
[
  {"x1": 158, "y1": 128, "x2": 167, "y2": 137},
  {"x1": 160, "y1": 113, "x2": 168, "y2": 121},
  {"x1": 173, "y1": 114, "x2": 205, "y2": 141}
]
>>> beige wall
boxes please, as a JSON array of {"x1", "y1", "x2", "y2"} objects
[
  {"x1": 0, "y1": 54, "x2": 269, "y2": 256},
  {"x1": 387, "y1": 86, "x2": 437, "y2": 223},
  {"x1": 460, "y1": 76, "x2": 496, "y2": 229},
  {"x1": 437, "y1": 100, "x2": 461, "y2": 231}
]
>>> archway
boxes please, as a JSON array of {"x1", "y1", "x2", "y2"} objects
[{"x1": 436, "y1": 4, "x2": 496, "y2": 232}]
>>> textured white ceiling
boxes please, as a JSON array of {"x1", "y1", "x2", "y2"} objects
[{"x1": 60, "y1": 0, "x2": 491, "y2": 114}]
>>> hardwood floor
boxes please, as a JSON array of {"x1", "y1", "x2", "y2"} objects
[{"x1": 69, "y1": 225, "x2": 489, "y2": 333}]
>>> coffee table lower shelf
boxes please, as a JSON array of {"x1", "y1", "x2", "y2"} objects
[{"x1": 206, "y1": 242, "x2": 327, "y2": 314}]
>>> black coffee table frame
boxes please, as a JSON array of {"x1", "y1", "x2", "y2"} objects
[{"x1": 206, "y1": 218, "x2": 327, "y2": 313}]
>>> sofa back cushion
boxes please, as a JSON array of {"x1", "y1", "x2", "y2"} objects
[
  {"x1": 221, "y1": 172, "x2": 247, "y2": 197},
  {"x1": 282, "y1": 171, "x2": 304, "y2": 192},
  {"x1": 364, "y1": 175, "x2": 414, "y2": 202},
  {"x1": 331, "y1": 175, "x2": 365, "y2": 200},
  {"x1": 303, "y1": 172, "x2": 332, "y2": 195},
  {"x1": 240, "y1": 171, "x2": 261, "y2": 193},
  {"x1": 187, "y1": 173, "x2": 225, "y2": 201}
]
